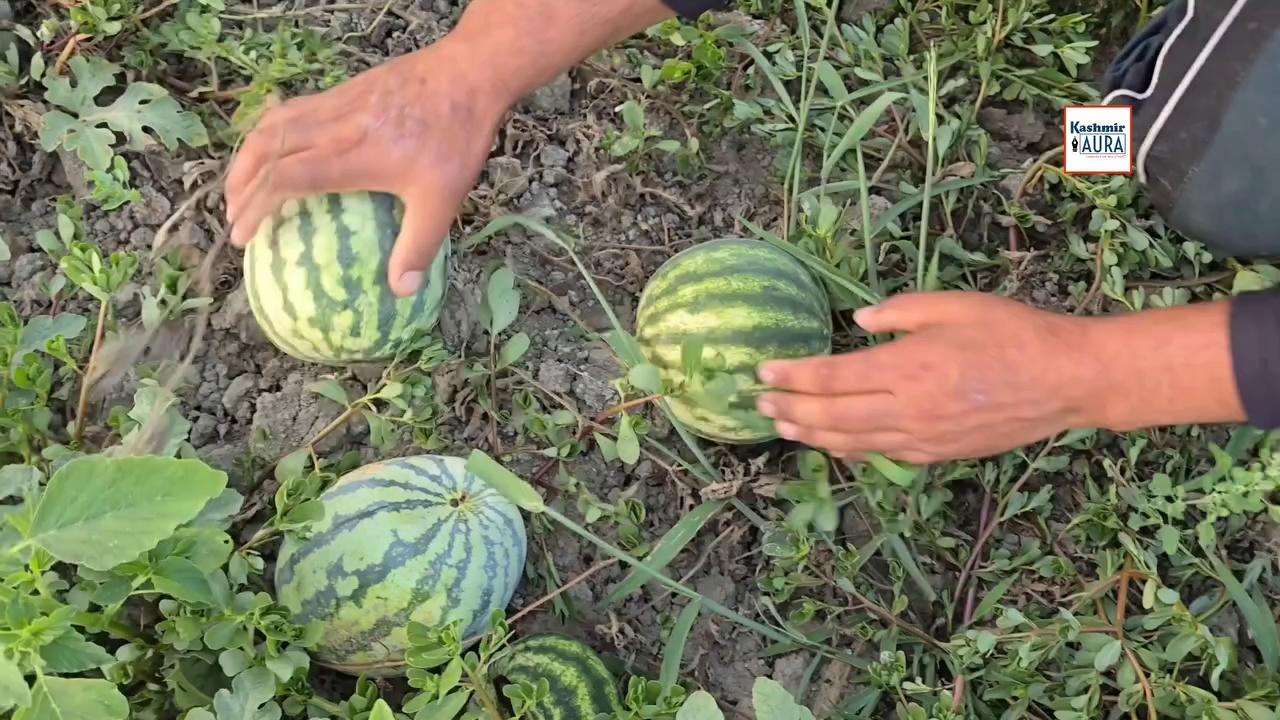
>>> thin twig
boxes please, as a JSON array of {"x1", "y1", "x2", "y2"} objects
[
  {"x1": 73, "y1": 299, "x2": 109, "y2": 446},
  {"x1": 953, "y1": 439, "x2": 1057, "y2": 629}
]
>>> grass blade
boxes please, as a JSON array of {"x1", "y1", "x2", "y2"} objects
[
  {"x1": 543, "y1": 502, "x2": 869, "y2": 669},
  {"x1": 1208, "y1": 554, "x2": 1279, "y2": 673},
  {"x1": 605, "y1": 499, "x2": 728, "y2": 605},
  {"x1": 821, "y1": 91, "x2": 906, "y2": 181},
  {"x1": 660, "y1": 598, "x2": 702, "y2": 701}
]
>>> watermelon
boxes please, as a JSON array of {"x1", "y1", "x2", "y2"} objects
[
  {"x1": 634, "y1": 238, "x2": 833, "y2": 444},
  {"x1": 274, "y1": 454, "x2": 527, "y2": 673},
  {"x1": 243, "y1": 190, "x2": 450, "y2": 365},
  {"x1": 492, "y1": 635, "x2": 623, "y2": 720}
]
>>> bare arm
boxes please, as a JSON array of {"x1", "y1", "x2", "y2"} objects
[{"x1": 225, "y1": 0, "x2": 705, "y2": 295}]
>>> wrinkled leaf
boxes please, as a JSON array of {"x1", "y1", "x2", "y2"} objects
[
  {"x1": 153, "y1": 556, "x2": 215, "y2": 605},
  {"x1": 211, "y1": 667, "x2": 280, "y2": 720},
  {"x1": 13, "y1": 677, "x2": 127, "y2": 720},
  {"x1": 0, "y1": 655, "x2": 30, "y2": 711},
  {"x1": 28, "y1": 456, "x2": 227, "y2": 571},
  {"x1": 39, "y1": 630, "x2": 115, "y2": 673}
]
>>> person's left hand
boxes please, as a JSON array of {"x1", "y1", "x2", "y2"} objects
[{"x1": 755, "y1": 291, "x2": 1100, "y2": 464}]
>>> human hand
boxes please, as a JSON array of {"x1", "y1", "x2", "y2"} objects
[
  {"x1": 755, "y1": 292, "x2": 1099, "y2": 464},
  {"x1": 223, "y1": 38, "x2": 511, "y2": 296}
]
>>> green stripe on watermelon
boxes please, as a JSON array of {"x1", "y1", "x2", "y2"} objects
[
  {"x1": 243, "y1": 190, "x2": 449, "y2": 365},
  {"x1": 634, "y1": 238, "x2": 833, "y2": 444},
  {"x1": 274, "y1": 455, "x2": 527, "y2": 674},
  {"x1": 492, "y1": 635, "x2": 623, "y2": 720}
]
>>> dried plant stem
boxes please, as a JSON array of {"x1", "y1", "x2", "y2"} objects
[{"x1": 73, "y1": 299, "x2": 109, "y2": 446}]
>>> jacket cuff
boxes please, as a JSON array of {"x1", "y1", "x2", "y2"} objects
[
  {"x1": 1230, "y1": 289, "x2": 1280, "y2": 429},
  {"x1": 663, "y1": 0, "x2": 733, "y2": 19}
]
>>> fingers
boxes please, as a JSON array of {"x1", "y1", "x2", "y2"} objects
[
  {"x1": 386, "y1": 190, "x2": 457, "y2": 296},
  {"x1": 758, "y1": 347, "x2": 892, "y2": 395},
  {"x1": 852, "y1": 291, "x2": 965, "y2": 333},
  {"x1": 226, "y1": 101, "x2": 341, "y2": 212},
  {"x1": 758, "y1": 391, "x2": 899, "y2": 434},
  {"x1": 775, "y1": 425, "x2": 917, "y2": 458},
  {"x1": 228, "y1": 146, "x2": 365, "y2": 247}
]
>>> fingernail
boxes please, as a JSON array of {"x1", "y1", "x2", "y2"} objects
[
  {"x1": 757, "y1": 397, "x2": 776, "y2": 417},
  {"x1": 853, "y1": 306, "x2": 878, "y2": 325},
  {"x1": 398, "y1": 271, "x2": 424, "y2": 295},
  {"x1": 758, "y1": 364, "x2": 777, "y2": 383},
  {"x1": 775, "y1": 421, "x2": 799, "y2": 440}
]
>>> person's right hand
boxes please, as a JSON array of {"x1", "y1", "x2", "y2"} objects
[{"x1": 224, "y1": 38, "x2": 512, "y2": 297}]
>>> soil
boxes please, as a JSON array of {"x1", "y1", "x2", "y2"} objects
[{"x1": 0, "y1": 0, "x2": 1093, "y2": 714}]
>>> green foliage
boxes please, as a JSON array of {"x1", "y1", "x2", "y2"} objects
[{"x1": 38, "y1": 56, "x2": 207, "y2": 204}]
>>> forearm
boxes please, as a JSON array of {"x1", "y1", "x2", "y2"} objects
[
  {"x1": 1079, "y1": 300, "x2": 1251, "y2": 432},
  {"x1": 442, "y1": 0, "x2": 679, "y2": 105}
]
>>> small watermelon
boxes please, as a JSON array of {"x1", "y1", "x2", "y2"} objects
[
  {"x1": 634, "y1": 238, "x2": 833, "y2": 444},
  {"x1": 274, "y1": 455, "x2": 527, "y2": 673},
  {"x1": 492, "y1": 635, "x2": 624, "y2": 720},
  {"x1": 243, "y1": 190, "x2": 449, "y2": 365}
]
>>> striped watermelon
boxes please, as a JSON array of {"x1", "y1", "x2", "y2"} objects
[
  {"x1": 243, "y1": 190, "x2": 450, "y2": 365},
  {"x1": 634, "y1": 238, "x2": 832, "y2": 444},
  {"x1": 492, "y1": 635, "x2": 623, "y2": 720},
  {"x1": 274, "y1": 455, "x2": 527, "y2": 673}
]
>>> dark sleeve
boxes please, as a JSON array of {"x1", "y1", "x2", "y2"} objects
[
  {"x1": 663, "y1": 0, "x2": 733, "y2": 19},
  {"x1": 1231, "y1": 290, "x2": 1280, "y2": 430}
]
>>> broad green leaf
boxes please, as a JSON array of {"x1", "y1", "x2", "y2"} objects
[
  {"x1": 153, "y1": 556, "x2": 216, "y2": 605},
  {"x1": 465, "y1": 450, "x2": 545, "y2": 513},
  {"x1": 0, "y1": 465, "x2": 41, "y2": 499},
  {"x1": 368, "y1": 699, "x2": 396, "y2": 720},
  {"x1": 606, "y1": 500, "x2": 726, "y2": 605},
  {"x1": 13, "y1": 677, "x2": 127, "y2": 720},
  {"x1": 413, "y1": 690, "x2": 470, "y2": 720},
  {"x1": 1094, "y1": 638, "x2": 1123, "y2": 672},
  {"x1": 752, "y1": 677, "x2": 814, "y2": 720},
  {"x1": 28, "y1": 456, "x2": 227, "y2": 571},
  {"x1": 0, "y1": 655, "x2": 29, "y2": 711},
  {"x1": 39, "y1": 630, "x2": 114, "y2": 672},
  {"x1": 616, "y1": 415, "x2": 641, "y2": 465},
  {"x1": 305, "y1": 380, "x2": 349, "y2": 407},
  {"x1": 18, "y1": 313, "x2": 87, "y2": 357},
  {"x1": 496, "y1": 332, "x2": 530, "y2": 369},
  {"x1": 211, "y1": 667, "x2": 280, "y2": 720},
  {"x1": 676, "y1": 691, "x2": 724, "y2": 720},
  {"x1": 1237, "y1": 700, "x2": 1277, "y2": 720},
  {"x1": 627, "y1": 363, "x2": 663, "y2": 394},
  {"x1": 485, "y1": 266, "x2": 521, "y2": 336},
  {"x1": 39, "y1": 56, "x2": 208, "y2": 172}
]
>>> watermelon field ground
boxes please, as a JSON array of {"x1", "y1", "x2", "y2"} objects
[{"x1": 3, "y1": 0, "x2": 1280, "y2": 718}]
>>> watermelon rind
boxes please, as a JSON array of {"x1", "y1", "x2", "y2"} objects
[
  {"x1": 243, "y1": 190, "x2": 450, "y2": 365},
  {"x1": 274, "y1": 454, "x2": 527, "y2": 674},
  {"x1": 491, "y1": 635, "x2": 624, "y2": 720},
  {"x1": 634, "y1": 238, "x2": 833, "y2": 444}
]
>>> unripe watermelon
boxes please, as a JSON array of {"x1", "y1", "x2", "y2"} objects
[
  {"x1": 634, "y1": 238, "x2": 832, "y2": 444},
  {"x1": 274, "y1": 455, "x2": 527, "y2": 673},
  {"x1": 243, "y1": 190, "x2": 449, "y2": 365},
  {"x1": 492, "y1": 635, "x2": 623, "y2": 720}
]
